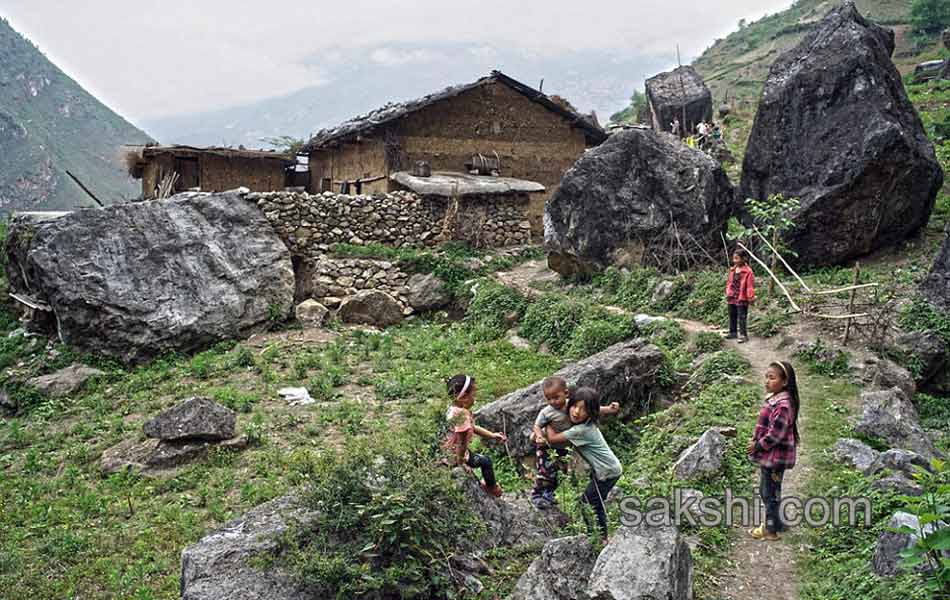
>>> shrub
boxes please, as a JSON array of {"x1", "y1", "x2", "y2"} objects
[
  {"x1": 795, "y1": 339, "x2": 850, "y2": 377},
  {"x1": 465, "y1": 281, "x2": 528, "y2": 338},
  {"x1": 284, "y1": 436, "x2": 483, "y2": 598},
  {"x1": 564, "y1": 314, "x2": 635, "y2": 359},
  {"x1": 593, "y1": 267, "x2": 659, "y2": 311},
  {"x1": 691, "y1": 349, "x2": 751, "y2": 389},
  {"x1": 691, "y1": 331, "x2": 724, "y2": 355},
  {"x1": 899, "y1": 296, "x2": 950, "y2": 345},
  {"x1": 675, "y1": 271, "x2": 728, "y2": 325},
  {"x1": 749, "y1": 307, "x2": 792, "y2": 338},
  {"x1": 520, "y1": 296, "x2": 589, "y2": 354}
]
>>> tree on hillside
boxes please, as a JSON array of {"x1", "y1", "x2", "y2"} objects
[
  {"x1": 609, "y1": 90, "x2": 648, "y2": 124},
  {"x1": 911, "y1": 0, "x2": 950, "y2": 36}
]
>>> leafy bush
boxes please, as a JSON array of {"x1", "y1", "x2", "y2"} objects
[
  {"x1": 284, "y1": 436, "x2": 483, "y2": 598},
  {"x1": 691, "y1": 349, "x2": 751, "y2": 389},
  {"x1": 691, "y1": 331, "x2": 724, "y2": 355},
  {"x1": 915, "y1": 393, "x2": 950, "y2": 434},
  {"x1": 895, "y1": 458, "x2": 950, "y2": 595},
  {"x1": 520, "y1": 295, "x2": 636, "y2": 357},
  {"x1": 795, "y1": 339, "x2": 850, "y2": 377},
  {"x1": 900, "y1": 296, "x2": 950, "y2": 345},
  {"x1": 749, "y1": 307, "x2": 792, "y2": 338},
  {"x1": 675, "y1": 271, "x2": 728, "y2": 325},
  {"x1": 911, "y1": 0, "x2": 950, "y2": 35},
  {"x1": 593, "y1": 267, "x2": 658, "y2": 311},
  {"x1": 465, "y1": 281, "x2": 528, "y2": 338},
  {"x1": 564, "y1": 314, "x2": 635, "y2": 359}
]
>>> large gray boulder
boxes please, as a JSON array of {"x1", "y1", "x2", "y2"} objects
[
  {"x1": 4, "y1": 193, "x2": 295, "y2": 363},
  {"x1": 180, "y1": 495, "x2": 323, "y2": 600},
  {"x1": 673, "y1": 429, "x2": 728, "y2": 480},
  {"x1": 894, "y1": 330, "x2": 950, "y2": 394},
  {"x1": 871, "y1": 511, "x2": 946, "y2": 578},
  {"x1": 866, "y1": 358, "x2": 915, "y2": 398},
  {"x1": 739, "y1": 2, "x2": 943, "y2": 267},
  {"x1": 406, "y1": 273, "x2": 450, "y2": 311},
  {"x1": 181, "y1": 472, "x2": 568, "y2": 599},
  {"x1": 855, "y1": 388, "x2": 940, "y2": 460},
  {"x1": 831, "y1": 438, "x2": 880, "y2": 475},
  {"x1": 455, "y1": 470, "x2": 568, "y2": 551},
  {"x1": 587, "y1": 524, "x2": 693, "y2": 600},
  {"x1": 26, "y1": 363, "x2": 104, "y2": 396},
  {"x1": 509, "y1": 536, "x2": 597, "y2": 600},
  {"x1": 921, "y1": 232, "x2": 950, "y2": 312},
  {"x1": 338, "y1": 290, "x2": 404, "y2": 327},
  {"x1": 645, "y1": 66, "x2": 712, "y2": 134},
  {"x1": 475, "y1": 339, "x2": 665, "y2": 458},
  {"x1": 143, "y1": 397, "x2": 236, "y2": 442},
  {"x1": 866, "y1": 448, "x2": 932, "y2": 477},
  {"x1": 544, "y1": 127, "x2": 734, "y2": 277}
]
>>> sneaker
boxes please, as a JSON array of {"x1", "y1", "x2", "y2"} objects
[
  {"x1": 724, "y1": 334, "x2": 738, "y2": 340},
  {"x1": 738, "y1": 337, "x2": 750, "y2": 344},
  {"x1": 481, "y1": 481, "x2": 503, "y2": 497}
]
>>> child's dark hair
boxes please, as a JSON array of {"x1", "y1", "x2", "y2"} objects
[
  {"x1": 770, "y1": 361, "x2": 801, "y2": 443},
  {"x1": 568, "y1": 387, "x2": 601, "y2": 423},
  {"x1": 734, "y1": 249, "x2": 749, "y2": 263},
  {"x1": 542, "y1": 376, "x2": 568, "y2": 394},
  {"x1": 446, "y1": 374, "x2": 475, "y2": 397}
]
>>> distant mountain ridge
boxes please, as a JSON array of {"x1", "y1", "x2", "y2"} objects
[
  {"x1": 142, "y1": 44, "x2": 672, "y2": 148},
  {"x1": 0, "y1": 18, "x2": 152, "y2": 213}
]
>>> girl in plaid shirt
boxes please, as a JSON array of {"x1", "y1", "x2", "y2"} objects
[{"x1": 747, "y1": 360, "x2": 800, "y2": 540}]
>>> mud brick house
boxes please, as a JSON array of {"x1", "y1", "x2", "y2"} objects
[
  {"x1": 302, "y1": 70, "x2": 606, "y2": 234},
  {"x1": 126, "y1": 145, "x2": 295, "y2": 199},
  {"x1": 645, "y1": 66, "x2": 712, "y2": 136}
]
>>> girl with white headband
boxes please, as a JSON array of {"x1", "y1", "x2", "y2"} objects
[
  {"x1": 443, "y1": 374, "x2": 508, "y2": 497},
  {"x1": 747, "y1": 360, "x2": 801, "y2": 541}
]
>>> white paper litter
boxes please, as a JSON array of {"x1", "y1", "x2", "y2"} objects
[{"x1": 278, "y1": 387, "x2": 314, "y2": 406}]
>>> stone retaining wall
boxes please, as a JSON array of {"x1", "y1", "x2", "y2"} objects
[
  {"x1": 295, "y1": 256, "x2": 412, "y2": 310},
  {"x1": 249, "y1": 190, "x2": 532, "y2": 256}
]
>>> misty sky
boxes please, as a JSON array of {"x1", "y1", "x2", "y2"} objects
[{"x1": 0, "y1": 0, "x2": 792, "y2": 122}]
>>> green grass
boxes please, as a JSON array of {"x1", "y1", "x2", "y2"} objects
[{"x1": 796, "y1": 374, "x2": 931, "y2": 600}]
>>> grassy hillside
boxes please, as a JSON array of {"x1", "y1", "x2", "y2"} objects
[{"x1": 0, "y1": 18, "x2": 153, "y2": 213}]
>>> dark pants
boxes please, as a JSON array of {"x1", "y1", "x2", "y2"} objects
[
  {"x1": 581, "y1": 475, "x2": 619, "y2": 537},
  {"x1": 532, "y1": 447, "x2": 569, "y2": 505},
  {"x1": 729, "y1": 303, "x2": 749, "y2": 338},
  {"x1": 759, "y1": 466, "x2": 786, "y2": 533},
  {"x1": 466, "y1": 452, "x2": 496, "y2": 489}
]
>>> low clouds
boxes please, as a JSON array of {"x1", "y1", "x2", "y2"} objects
[{"x1": 0, "y1": 0, "x2": 792, "y2": 121}]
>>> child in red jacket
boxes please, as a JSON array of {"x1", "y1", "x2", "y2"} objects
[{"x1": 725, "y1": 250, "x2": 756, "y2": 343}]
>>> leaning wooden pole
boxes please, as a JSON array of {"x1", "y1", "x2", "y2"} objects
[
  {"x1": 843, "y1": 262, "x2": 860, "y2": 344},
  {"x1": 65, "y1": 170, "x2": 105, "y2": 208},
  {"x1": 736, "y1": 241, "x2": 802, "y2": 312}
]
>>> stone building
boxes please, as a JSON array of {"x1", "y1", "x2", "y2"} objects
[
  {"x1": 302, "y1": 70, "x2": 606, "y2": 234},
  {"x1": 126, "y1": 145, "x2": 295, "y2": 199},
  {"x1": 645, "y1": 66, "x2": 713, "y2": 136}
]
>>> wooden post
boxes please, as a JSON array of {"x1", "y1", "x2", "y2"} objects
[
  {"x1": 843, "y1": 262, "x2": 860, "y2": 344},
  {"x1": 767, "y1": 227, "x2": 779, "y2": 296}
]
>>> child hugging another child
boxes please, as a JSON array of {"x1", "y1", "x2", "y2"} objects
[
  {"x1": 543, "y1": 387, "x2": 623, "y2": 542},
  {"x1": 725, "y1": 249, "x2": 756, "y2": 343},
  {"x1": 531, "y1": 377, "x2": 619, "y2": 509},
  {"x1": 747, "y1": 361, "x2": 801, "y2": 541},
  {"x1": 444, "y1": 374, "x2": 508, "y2": 497}
]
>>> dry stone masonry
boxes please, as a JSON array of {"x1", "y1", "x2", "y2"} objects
[
  {"x1": 251, "y1": 189, "x2": 532, "y2": 317},
  {"x1": 250, "y1": 189, "x2": 532, "y2": 255}
]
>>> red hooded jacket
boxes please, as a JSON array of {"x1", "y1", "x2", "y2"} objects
[{"x1": 725, "y1": 265, "x2": 756, "y2": 305}]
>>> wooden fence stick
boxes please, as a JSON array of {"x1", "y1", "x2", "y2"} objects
[
  {"x1": 736, "y1": 241, "x2": 802, "y2": 312},
  {"x1": 753, "y1": 224, "x2": 811, "y2": 292},
  {"x1": 843, "y1": 262, "x2": 860, "y2": 344}
]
